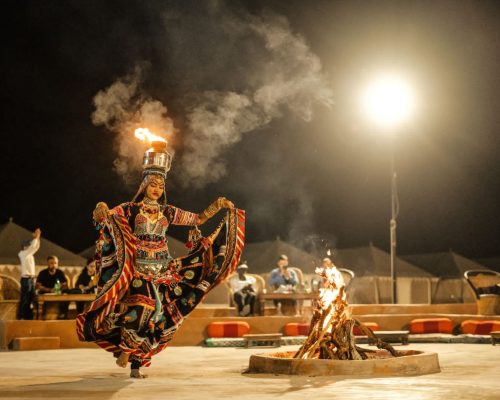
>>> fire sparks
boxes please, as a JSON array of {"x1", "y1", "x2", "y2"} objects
[{"x1": 134, "y1": 128, "x2": 167, "y2": 144}]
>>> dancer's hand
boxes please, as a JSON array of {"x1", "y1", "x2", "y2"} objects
[
  {"x1": 93, "y1": 202, "x2": 110, "y2": 223},
  {"x1": 218, "y1": 197, "x2": 235, "y2": 209}
]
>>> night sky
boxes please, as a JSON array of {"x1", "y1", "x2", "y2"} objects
[{"x1": 2, "y1": 0, "x2": 500, "y2": 260}]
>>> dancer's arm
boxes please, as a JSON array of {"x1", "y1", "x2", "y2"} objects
[{"x1": 197, "y1": 197, "x2": 234, "y2": 225}]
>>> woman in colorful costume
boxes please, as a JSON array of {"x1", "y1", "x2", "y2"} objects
[{"x1": 76, "y1": 141, "x2": 245, "y2": 378}]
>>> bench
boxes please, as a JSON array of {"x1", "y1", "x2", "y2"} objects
[
  {"x1": 369, "y1": 330, "x2": 410, "y2": 345},
  {"x1": 243, "y1": 333, "x2": 282, "y2": 348}
]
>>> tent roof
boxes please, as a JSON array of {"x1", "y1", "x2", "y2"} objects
[
  {"x1": 79, "y1": 235, "x2": 188, "y2": 259},
  {"x1": 403, "y1": 251, "x2": 493, "y2": 278},
  {"x1": 0, "y1": 220, "x2": 86, "y2": 266},
  {"x1": 476, "y1": 257, "x2": 500, "y2": 273},
  {"x1": 241, "y1": 238, "x2": 321, "y2": 274},
  {"x1": 332, "y1": 244, "x2": 432, "y2": 277}
]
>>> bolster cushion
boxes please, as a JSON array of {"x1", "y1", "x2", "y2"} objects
[
  {"x1": 284, "y1": 323, "x2": 310, "y2": 336},
  {"x1": 207, "y1": 321, "x2": 251, "y2": 338},
  {"x1": 461, "y1": 320, "x2": 500, "y2": 335},
  {"x1": 409, "y1": 318, "x2": 453, "y2": 334}
]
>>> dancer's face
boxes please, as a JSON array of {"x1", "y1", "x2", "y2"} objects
[{"x1": 145, "y1": 176, "x2": 165, "y2": 201}]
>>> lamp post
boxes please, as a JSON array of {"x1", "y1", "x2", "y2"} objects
[{"x1": 362, "y1": 74, "x2": 415, "y2": 304}]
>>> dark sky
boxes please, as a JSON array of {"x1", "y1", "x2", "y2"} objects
[{"x1": 2, "y1": 0, "x2": 500, "y2": 259}]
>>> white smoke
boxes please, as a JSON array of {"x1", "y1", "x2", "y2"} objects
[
  {"x1": 91, "y1": 5, "x2": 333, "y2": 186},
  {"x1": 91, "y1": 66, "x2": 176, "y2": 183},
  {"x1": 178, "y1": 10, "x2": 333, "y2": 187}
]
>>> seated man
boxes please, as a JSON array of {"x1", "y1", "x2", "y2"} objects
[
  {"x1": 74, "y1": 259, "x2": 98, "y2": 313},
  {"x1": 36, "y1": 255, "x2": 69, "y2": 319},
  {"x1": 229, "y1": 263, "x2": 257, "y2": 316},
  {"x1": 268, "y1": 254, "x2": 298, "y2": 315}
]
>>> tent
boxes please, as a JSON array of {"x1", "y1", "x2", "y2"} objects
[
  {"x1": 241, "y1": 238, "x2": 321, "y2": 274},
  {"x1": 475, "y1": 257, "x2": 500, "y2": 274},
  {"x1": 332, "y1": 244, "x2": 432, "y2": 277},
  {"x1": 403, "y1": 251, "x2": 493, "y2": 278},
  {"x1": 0, "y1": 219, "x2": 86, "y2": 267}
]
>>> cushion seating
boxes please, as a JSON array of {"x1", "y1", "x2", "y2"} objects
[
  {"x1": 409, "y1": 318, "x2": 453, "y2": 334},
  {"x1": 461, "y1": 320, "x2": 500, "y2": 335},
  {"x1": 207, "y1": 321, "x2": 250, "y2": 338},
  {"x1": 284, "y1": 323, "x2": 310, "y2": 336}
]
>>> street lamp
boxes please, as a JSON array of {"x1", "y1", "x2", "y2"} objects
[{"x1": 362, "y1": 74, "x2": 416, "y2": 304}]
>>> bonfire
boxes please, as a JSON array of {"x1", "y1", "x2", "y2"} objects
[{"x1": 294, "y1": 263, "x2": 401, "y2": 360}]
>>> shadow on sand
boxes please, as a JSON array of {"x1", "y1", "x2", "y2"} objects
[{"x1": 0, "y1": 375, "x2": 133, "y2": 399}]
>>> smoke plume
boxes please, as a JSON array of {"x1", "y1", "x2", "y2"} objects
[
  {"x1": 91, "y1": 66, "x2": 176, "y2": 183},
  {"x1": 178, "y1": 9, "x2": 333, "y2": 187},
  {"x1": 91, "y1": 3, "x2": 333, "y2": 187}
]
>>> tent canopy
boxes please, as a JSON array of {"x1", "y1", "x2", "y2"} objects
[
  {"x1": 333, "y1": 244, "x2": 432, "y2": 277},
  {"x1": 0, "y1": 219, "x2": 86, "y2": 266},
  {"x1": 241, "y1": 238, "x2": 321, "y2": 274},
  {"x1": 403, "y1": 251, "x2": 493, "y2": 278}
]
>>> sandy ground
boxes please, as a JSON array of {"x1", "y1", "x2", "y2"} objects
[{"x1": 0, "y1": 343, "x2": 499, "y2": 400}]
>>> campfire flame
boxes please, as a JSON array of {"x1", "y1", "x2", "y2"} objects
[
  {"x1": 294, "y1": 261, "x2": 400, "y2": 360},
  {"x1": 134, "y1": 127, "x2": 167, "y2": 144},
  {"x1": 316, "y1": 265, "x2": 347, "y2": 330}
]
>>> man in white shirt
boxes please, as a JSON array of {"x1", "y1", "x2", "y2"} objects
[
  {"x1": 17, "y1": 228, "x2": 41, "y2": 319},
  {"x1": 229, "y1": 263, "x2": 257, "y2": 316}
]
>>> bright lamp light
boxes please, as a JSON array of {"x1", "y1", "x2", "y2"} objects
[{"x1": 362, "y1": 75, "x2": 416, "y2": 128}]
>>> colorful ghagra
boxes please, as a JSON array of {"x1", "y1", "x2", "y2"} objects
[{"x1": 76, "y1": 202, "x2": 245, "y2": 367}]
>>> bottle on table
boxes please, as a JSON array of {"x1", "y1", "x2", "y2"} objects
[{"x1": 54, "y1": 279, "x2": 61, "y2": 295}]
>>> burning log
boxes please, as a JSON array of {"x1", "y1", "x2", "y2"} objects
[{"x1": 294, "y1": 262, "x2": 402, "y2": 360}]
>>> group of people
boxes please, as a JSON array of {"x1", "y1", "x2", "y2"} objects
[
  {"x1": 228, "y1": 254, "x2": 300, "y2": 317},
  {"x1": 229, "y1": 254, "x2": 339, "y2": 317},
  {"x1": 17, "y1": 228, "x2": 98, "y2": 320}
]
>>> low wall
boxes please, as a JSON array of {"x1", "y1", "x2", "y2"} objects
[
  {"x1": 0, "y1": 316, "x2": 309, "y2": 350},
  {"x1": 1, "y1": 303, "x2": 498, "y2": 350},
  {"x1": 0, "y1": 320, "x2": 95, "y2": 350},
  {"x1": 349, "y1": 303, "x2": 478, "y2": 315}
]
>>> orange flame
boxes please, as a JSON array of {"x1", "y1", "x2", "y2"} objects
[{"x1": 134, "y1": 128, "x2": 167, "y2": 144}]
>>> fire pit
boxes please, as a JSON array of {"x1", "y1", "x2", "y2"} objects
[
  {"x1": 248, "y1": 260, "x2": 440, "y2": 376},
  {"x1": 248, "y1": 349, "x2": 440, "y2": 376}
]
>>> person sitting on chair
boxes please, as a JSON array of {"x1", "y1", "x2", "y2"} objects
[
  {"x1": 36, "y1": 255, "x2": 69, "y2": 319},
  {"x1": 74, "y1": 259, "x2": 98, "y2": 313},
  {"x1": 229, "y1": 263, "x2": 257, "y2": 316},
  {"x1": 268, "y1": 254, "x2": 298, "y2": 315}
]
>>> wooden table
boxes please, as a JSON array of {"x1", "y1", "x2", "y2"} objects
[
  {"x1": 36, "y1": 293, "x2": 96, "y2": 320},
  {"x1": 258, "y1": 292, "x2": 318, "y2": 315}
]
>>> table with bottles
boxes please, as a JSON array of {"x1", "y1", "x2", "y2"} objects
[
  {"x1": 35, "y1": 293, "x2": 96, "y2": 320},
  {"x1": 258, "y1": 291, "x2": 319, "y2": 316}
]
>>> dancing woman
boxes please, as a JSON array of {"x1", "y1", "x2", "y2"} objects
[{"x1": 77, "y1": 141, "x2": 244, "y2": 378}]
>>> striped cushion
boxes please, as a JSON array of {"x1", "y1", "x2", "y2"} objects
[
  {"x1": 410, "y1": 318, "x2": 453, "y2": 334},
  {"x1": 284, "y1": 323, "x2": 310, "y2": 336},
  {"x1": 353, "y1": 322, "x2": 380, "y2": 336},
  {"x1": 207, "y1": 321, "x2": 250, "y2": 338},
  {"x1": 461, "y1": 320, "x2": 500, "y2": 335}
]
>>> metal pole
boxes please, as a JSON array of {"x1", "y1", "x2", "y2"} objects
[{"x1": 390, "y1": 142, "x2": 398, "y2": 304}]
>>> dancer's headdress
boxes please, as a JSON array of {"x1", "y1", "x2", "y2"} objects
[
  {"x1": 132, "y1": 140, "x2": 173, "y2": 204},
  {"x1": 142, "y1": 141, "x2": 173, "y2": 179}
]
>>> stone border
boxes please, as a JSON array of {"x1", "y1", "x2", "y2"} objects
[{"x1": 248, "y1": 350, "x2": 441, "y2": 376}]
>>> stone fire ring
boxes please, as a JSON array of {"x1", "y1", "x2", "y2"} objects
[{"x1": 248, "y1": 350, "x2": 440, "y2": 376}]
